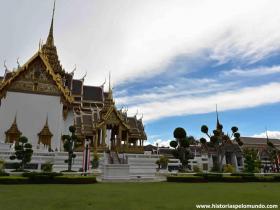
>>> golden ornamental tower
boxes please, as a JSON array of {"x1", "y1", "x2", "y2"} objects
[{"x1": 41, "y1": 0, "x2": 65, "y2": 76}]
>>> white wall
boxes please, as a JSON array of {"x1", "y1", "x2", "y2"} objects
[
  {"x1": 63, "y1": 110, "x2": 74, "y2": 134},
  {"x1": 0, "y1": 91, "x2": 65, "y2": 150}
]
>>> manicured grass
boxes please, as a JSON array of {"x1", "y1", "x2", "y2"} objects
[{"x1": 0, "y1": 182, "x2": 279, "y2": 210}]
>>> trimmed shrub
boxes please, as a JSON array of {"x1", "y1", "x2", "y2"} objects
[
  {"x1": 221, "y1": 176, "x2": 244, "y2": 182},
  {"x1": 0, "y1": 175, "x2": 97, "y2": 184},
  {"x1": 231, "y1": 173, "x2": 254, "y2": 177},
  {"x1": 167, "y1": 176, "x2": 206, "y2": 183},
  {"x1": 41, "y1": 161, "x2": 53, "y2": 172},
  {"x1": 22, "y1": 172, "x2": 63, "y2": 178},
  {"x1": 0, "y1": 176, "x2": 28, "y2": 184},
  {"x1": 0, "y1": 171, "x2": 9, "y2": 176},
  {"x1": 167, "y1": 175, "x2": 280, "y2": 183},
  {"x1": 273, "y1": 176, "x2": 280, "y2": 181},
  {"x1": 54, "y1": 176, "x2": 97, "y2": 184}
]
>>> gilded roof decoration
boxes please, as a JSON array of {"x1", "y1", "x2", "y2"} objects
[{"x1": 0, "y1": 52, "x2": 73, "y2": 103}]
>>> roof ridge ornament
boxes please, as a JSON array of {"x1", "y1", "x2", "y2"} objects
[
  {"x1": 216, "y1": 104, "x2": 222, "y2": 131},
  {"x1": 81, "y1": 71, "x2": 87, "y2": 82},
  {"x1": 3, "y1": 60, "x2": 8, "y2": 72},
  {"x1": 70, "y1": 64, "x2": 76, "y2": 76},
  {"x1": 16, "y1": 57, "x2": 20, "y2": 68}
]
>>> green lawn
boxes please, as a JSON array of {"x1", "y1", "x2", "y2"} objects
[{"x1": 0, "y1": 182, "x2": 279, "y2": 210}]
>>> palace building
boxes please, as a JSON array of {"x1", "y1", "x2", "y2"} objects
[{"x1": 0, "y1": 4, "x2": 147, "y2": 153}]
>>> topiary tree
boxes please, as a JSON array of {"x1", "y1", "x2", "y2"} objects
[
  {"x1": 62, "y1": 125, "x2": 79, "y2": 172},
  {"x1": 243, "y1": 148, "x2": 261, "y2": 173},
  {"x1": 169, "y1": 127, "x2": 193, "y2": 170},
  {"x1": 200, "y1": 124, "x2": 243, "y2": 172},
  {"x1": 9, "y1": 136, "x2": 33, "y2": 171}
]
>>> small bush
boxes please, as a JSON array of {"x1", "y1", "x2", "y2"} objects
[
  {"x1": 192, "y1": 165, "x2": 201, "y2": 173},
  {"x1": 223, "y1": 164, "x2": 235, "y2": 173},
  {"x1": 41, "y1": 161, "x2": 53, "y2": 172}
]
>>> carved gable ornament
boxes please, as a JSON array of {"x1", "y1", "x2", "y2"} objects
[{"x1": 0, "y1": 52, "x2": 73, "y2": 104}]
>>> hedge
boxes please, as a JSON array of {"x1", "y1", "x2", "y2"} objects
[
  {"x1": 0, "y1": 175, "x2": 97, "y2": 184},
  {"x1": 167, "y1": 175, "x2": 280, "y2": 183},
  {"x1": 0, "y1": 171, "x2": 9, "y2": 176},
  {"x1": 167, "y1": 176, "x2": 206, "y2": 183}
]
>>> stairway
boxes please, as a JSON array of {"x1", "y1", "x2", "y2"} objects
[{"x1": 108, "y1": 151, "x2": 120, "y2": 164}]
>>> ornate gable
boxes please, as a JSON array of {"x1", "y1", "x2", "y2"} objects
[
  {"x1": 98, "y1": 106, "x2": 130, "y2": 130},
  {"x1": 9, "y1": 56, "x2": 61, "y2": 96},
  {"x1": 0, "y1": 52, "x2": 73, "y2": 104}
]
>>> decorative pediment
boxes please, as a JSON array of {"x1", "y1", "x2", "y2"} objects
[
  {"x1": 0, "y1": 52, "x2": 73, "y2": 104},
  {"x1": 97, "y1": 106, "x2": 129, "y2": 129}
]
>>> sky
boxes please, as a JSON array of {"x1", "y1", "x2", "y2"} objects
[{"x1": 1, "y1": 0, "x2": 280, "y2": 146}]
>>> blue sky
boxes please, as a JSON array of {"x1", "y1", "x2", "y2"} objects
[{"x1": 1, "y1": 0, "x2": 280, "y2": 146}]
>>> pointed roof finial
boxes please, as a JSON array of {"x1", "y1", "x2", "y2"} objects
[
  {"x1": 109, "y1": 72, "x2": 112, "y2": 92},
  {"x1": 265, "y1": 127, "x2": 269, "y2": 142},
  {"x1": 135, "y1": 109, "x2": 139, "y2": 118},
  {"x1": 216, "y1": 104, "x2": 222, "y2": 130},
  {"x1": 46, "y1": 0, "x2": 56, "y2": 46},
  {"x1": 108, "y1": 72, "x2": 114, "y2": 100},
  {"x1": 4, "y1": 60, "x2": 8, "y2": 71},
  {"x1": 13, "y1": 112, "x2": 17, "y2": 124},
  {"x1": 17, "y1": 57, "x2": 20, "y2": 68},
  {"x1": 39, "y1": 38, "x2": 42, "y2": 50},
  {"x1": 81, "y1": 71, "x2": 87, "y2": 82},
  {"x1": 101, "y1": 77, "x2": 106, "y2": 88},
  {"x1": 45, "y1": 114, "x2": 49, "y2": 126}
]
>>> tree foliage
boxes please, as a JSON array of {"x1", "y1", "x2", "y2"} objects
[
  {"x1": 200, "y1": 123, "x2": 243, "y2": 172},
  {"x1": 170, "y1": 127, "x2": 194, "y2": 170},
  {"x1": 267, "y1": 141, "x2": 280, "y2": 172},
  {"x1": 243, "y1": 148, "x2": 261, "y2": 173},
  {"x1": 9, "y1": 136, "x2": 33, "y2": 171},
  {"x1": 62, "y1": 126, "x2": 80, "y2": 172},
  {"x1": 173, "y1": 127, "x2": 187, "y2": 139}
]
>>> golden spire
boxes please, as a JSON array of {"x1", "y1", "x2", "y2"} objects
[
  {"x1": 41, "y1": 0, "x2": 64, "y2": 75},
  {"x1": 216, "y1": 104, "x2": 222, "y2": 131},
  {"x1": 108, "y1": 72, "x2": 113, "y2": 99},
  {"x1": 46, "y1": 0, "x2": 56, "y2": 46}
]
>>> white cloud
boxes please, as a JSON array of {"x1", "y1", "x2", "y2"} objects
[
  {"x1": 222, "y1": 66, "x2": 280, "y2": 77},
  {"x1": 2, "y1": 0, "x2": 280, "y2": 85},
  {"x1": 145, "y1": 139, "x2": 171, "y2": 147},
  {"x1": 59, "y1": 0, "x2": 280, "y2": 84},
  {"x1": 253, "y1": 131, "x2": 280, "y2": 139},
  {"x1": 125, "y1": 82, "x2": 280, "y2": 122},
  {"x1": 116, "y1": 78, "x2": 237, "y2": 106}
]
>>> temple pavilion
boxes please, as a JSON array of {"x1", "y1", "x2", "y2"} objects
[{"x1": 0, "y1": 3, "x2": 147, "y2": 153}]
